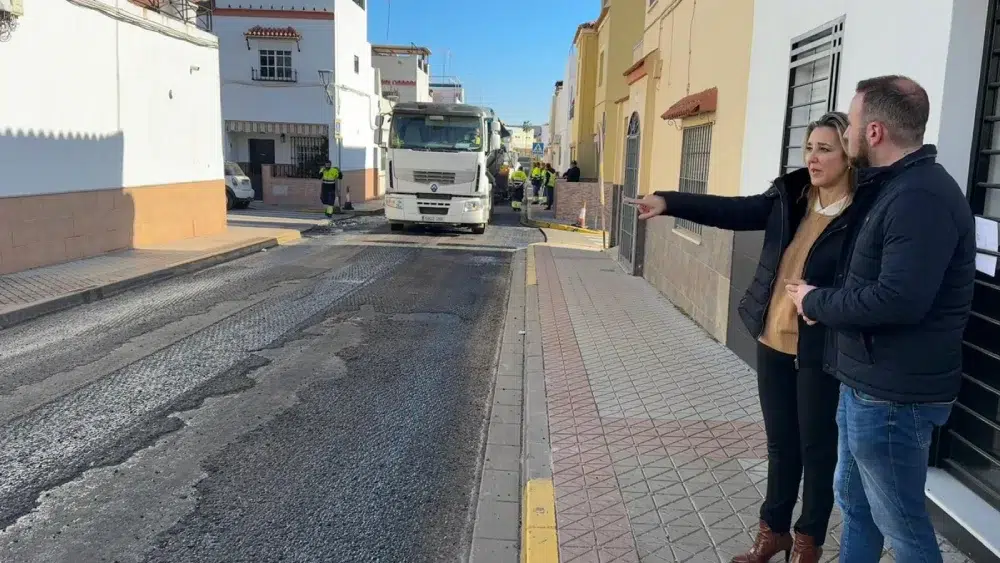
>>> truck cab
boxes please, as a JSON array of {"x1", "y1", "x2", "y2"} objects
[{"x1": 377, "y1": 102, "x2": 503, "y2": 234}]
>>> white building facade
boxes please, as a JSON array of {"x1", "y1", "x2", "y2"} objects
[
  {"x1": 429, "y1": 77, "x2": 465, "y2": 104},
  {"x1": 215, "y1": 0, "x2": 380, "y2": 201},
  {"x1": 0, "y1": 0, "x2": 226, "y2": 275},
  {"x1": 371, "y1": 45, "x2": 432, "y2": 103},
  {"x1": 731, "y1": 1, "x2": 1000, "y2": 558},
  {"x1": 552, "y1": 47, "x2": 577, "y2": 172}
]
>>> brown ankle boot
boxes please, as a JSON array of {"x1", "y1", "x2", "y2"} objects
[
  {"x1": 731, "y1": 520, "x2": 792, "y2": 563},
  {"x1": 788, "y1": 532, "x2": 822, "y2": 563}
]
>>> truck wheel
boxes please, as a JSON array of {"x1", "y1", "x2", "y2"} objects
[
  {"x1": 390, "y1": 222, "x2": 404, "y2": 232},
  {"x1": 226, "y1": 190, "x2": 235, "y2": 211},
  {"x1": 472, "y1": 224, "x2": 486, "y2": 235}
]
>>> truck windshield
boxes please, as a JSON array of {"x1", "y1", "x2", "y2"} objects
[
  {"x1": 389, "y1": 114, "x2": 483, "y2": 152},
  {"x1": 224, "y1": 162, "x2": 246, "y2": 176}
]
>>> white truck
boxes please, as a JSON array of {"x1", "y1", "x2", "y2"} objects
[{"x1": 376, "y1": 102, "x2": 504, "y2": 234}]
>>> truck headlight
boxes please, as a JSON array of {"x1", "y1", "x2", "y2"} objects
[
  {"x1": 385, "y1": 195, "x2": 404, "y2": 209},
  {"x1": 463, "y1": 200, "x2": 483, "y2": 212}
]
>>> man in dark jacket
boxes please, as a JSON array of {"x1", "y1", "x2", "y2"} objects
[
  {"x1": 787, "y1": 76, "x2": 976, "y2": 563},
  {"x1": 563, "y1": 161, "x2": 581, "y2": 182}
]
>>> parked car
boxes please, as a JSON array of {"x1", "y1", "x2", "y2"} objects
[{"x1": 225, "y1": 162, "x2": 254, "y2": 210}]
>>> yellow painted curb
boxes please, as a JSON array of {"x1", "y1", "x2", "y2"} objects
[
  {"x1": 523, "y1": 217, "x2": 603, "y2": 236},
  {"x1": 526, "y1": 244, "x2": 537, "y2": 286},
  {"x1": 274, "y1": 231, "x2": 304, "y2": 245},
  {"x1": 522, "y1": 479, "x2": 559, "y2": 563}
]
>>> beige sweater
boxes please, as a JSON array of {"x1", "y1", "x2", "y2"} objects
[{"x1": 758, "y1": 196, "x2": 848, "y2": 355}]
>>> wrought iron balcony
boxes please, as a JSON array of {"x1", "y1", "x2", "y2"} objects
[{"x1": 251, "y1": 68, "x2": 298, "y2": 83}]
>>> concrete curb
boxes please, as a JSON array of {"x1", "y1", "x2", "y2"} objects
[
  {"x1": 468, "y1": 249, "x2": 528, "y2": 563},
  {"x1": 522, "y1": 479, "x2": 558, "y2": 563},
  {"x1": 289, "y1": 207, "x2": 385, "y2": 217},
  {"x1": 521, "y1": 244, "x2": 558, "y2": 563},
  {"x1": 519, "y1": 216, "x2": 603, "y2": 236},
  {"x1": 0, "y1": 230, "x2": 308, "y2": 330}
]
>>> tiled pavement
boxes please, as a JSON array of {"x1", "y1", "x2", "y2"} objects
[{"x1": 532, "y1": 243, "x2": 972, "y2": 563}]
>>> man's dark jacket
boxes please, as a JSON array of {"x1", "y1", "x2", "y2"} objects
[
  {"x1": 654, "y1": 167, "x2": 878, "y2": 369},
  {"x1": 802, "y1": 145, "x2": 976, "y2": 403},
  {"x1": 564, "y1": 166, "x2": 581, "y2": 182}
]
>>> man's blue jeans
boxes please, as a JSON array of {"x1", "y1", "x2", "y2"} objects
[{"x1": 835, "y1": 384, "x2": 953, "y2": 562}]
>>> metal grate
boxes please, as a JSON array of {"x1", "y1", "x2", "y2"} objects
[
  {"x1": 779, "y1": 17, "x2": 844, "y2": 174},
  {"x1": 413, "y1": 170, "x2": 457, "y2": 184},
  {"x1": 617, "y1": 112, "x2": 645, "y2": 276},
  {"x1": 286, "y1": 137, "x2": 326, "y2": 178},
  {"x1": 676, "y1": 124, "x2": 713, "y2": 236},
  {"x1": 933, "y1": 0, "x2": 1000, "y2": 510}
]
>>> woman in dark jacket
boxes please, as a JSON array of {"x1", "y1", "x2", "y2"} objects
[{"x1": 628, "y1": 112, "x2": 877, "y2": 563}]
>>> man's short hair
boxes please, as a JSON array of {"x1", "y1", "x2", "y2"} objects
[{"x1": 855, "y1": 75, "x2": 930, "y2": 147}]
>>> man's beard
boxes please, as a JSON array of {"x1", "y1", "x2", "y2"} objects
[{"x1": 850, "y1": 133, "x2": 871, "y2": 169}]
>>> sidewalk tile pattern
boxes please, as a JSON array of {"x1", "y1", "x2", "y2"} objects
[{"x1": 534, "y1": 245, "x2": 971, "y2": 563}]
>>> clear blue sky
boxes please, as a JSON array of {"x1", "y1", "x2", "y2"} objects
[{"x1": 366, "y1": 0, "x2": 594, "y2": 125}]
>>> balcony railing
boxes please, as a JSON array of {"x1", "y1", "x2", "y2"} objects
[
  {"x1": 633, "y1": 38, "x2": 644, "y2": 64},
  {"x1": 251, "y1": 68, "x2": 298, "y2": 83}
]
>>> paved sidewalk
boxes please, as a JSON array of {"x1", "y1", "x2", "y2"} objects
[
  {"x1": 0, "y1": 214, "x2": 315, "y2": 328},
  {"x1": 531, "y1": 241, "x2": 971, "y2": 562}
]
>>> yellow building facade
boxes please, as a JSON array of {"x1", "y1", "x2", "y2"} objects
[
  {"x1": 622, "y1": 0, "x2": 756, "y2": 341},
  {"x1": 569, "y1": 23, "x2": 599, "y2": 179},
  {"x1": 593, "y1": 0, "x2": 645, "y2": 189}
]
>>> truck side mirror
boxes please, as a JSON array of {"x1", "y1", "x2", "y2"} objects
[
  {"x1": 375, "y1": 114, "x2": 384, "y2": 128},
  {"x1": 374, "y1": 128, "x2": 384, "y2": 146}
]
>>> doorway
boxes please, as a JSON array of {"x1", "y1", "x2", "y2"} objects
[{"x1": 247, "y1": 138, "x2": 276, "y2": 200}]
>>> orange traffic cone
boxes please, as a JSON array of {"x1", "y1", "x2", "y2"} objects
[
  {"x1": 576, "y1": 201, "x2": 587, "y2": 228},
  {"x1": 342, "y1": 185, "x2": 355, "y2": 211}
]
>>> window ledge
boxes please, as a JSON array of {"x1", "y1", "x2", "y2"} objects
[{"x1": 672, "y1": 227, "x2": 702, "y2": 245}]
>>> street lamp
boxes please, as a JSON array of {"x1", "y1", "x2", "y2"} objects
[{"x1": 318, "y1": 69, "x2": 343, "y2": 205}]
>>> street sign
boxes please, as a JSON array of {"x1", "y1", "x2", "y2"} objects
[
  {"x1": 334, "y1": 119, "x2": 342, "y2": 140},
  {"x1": 531, "y1": 142, "x2": 544, "y2": 156}
]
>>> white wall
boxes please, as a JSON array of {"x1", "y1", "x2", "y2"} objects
[
  {"x1": 334, "y1": 0, "x2": 377, "y2": 171},
  {"x1": 0, "y1": 0, "x2": 222, "y2": 198},
  {"x1": 215, "y1": 16, "x2": 333, "y2": 126},
  {"x1": 430, "y1": 84, "x2": 464, "y2": 104},
  {"x1": 739, "y1": 0, "x2": 987, "y2": 196},
  {"x1": 373, "y1": 54, "x2": 430, "y2": 103}
]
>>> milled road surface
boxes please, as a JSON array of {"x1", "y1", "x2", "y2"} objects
[{"x1": 0, "y1": 207, "x2": 540, "y2": 563}]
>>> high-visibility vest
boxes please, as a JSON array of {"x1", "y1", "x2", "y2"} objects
[
  {"x1": 546, "y1": 170, "x2": 557, "y2": 187},
  {"x1": 321, "y1": 167, "x2": 341, "y2": 182},
  {"x1": 530, "y1": 167, "x2": 543, "y2": 180},
  {"x1": 511, "y1": 170, "x2": 528, "y2": 182}
]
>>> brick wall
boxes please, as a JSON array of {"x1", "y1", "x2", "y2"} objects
[
  {"x1": 553, "y1": 180, "x2": 604, "y2": 230},
  {"x1": 262, "y1": 166, "x2": 379, "y2": 207}
]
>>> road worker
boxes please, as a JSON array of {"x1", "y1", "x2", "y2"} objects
[{"x1": 319, "y1": 161, "x2": 342, "y2": 217}]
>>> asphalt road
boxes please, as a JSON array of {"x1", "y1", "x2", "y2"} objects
[{"x1": 0, "y1": 207, "x2": 540, "y2": 563}]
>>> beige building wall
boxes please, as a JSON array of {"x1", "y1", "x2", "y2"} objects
[
  {"x1": 639, "y1": 0, "x2": 755, "y2": 342},
  {"x1": 570, "y1": 25, "x2": 599, "y2": 179},
  {"x1": 595, "y1": 0, "x2": 645, "y2": 188}
]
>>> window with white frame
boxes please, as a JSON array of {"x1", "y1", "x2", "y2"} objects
[
  {"x1": 256, "y1": 49, "x2": 294, "y2": 82},
  {"x1": 780, "y1": 17, "x2": 844, "y2": 173},
  {"x1": 675, "y1": 124, "x2": 713, "y2": 236}
]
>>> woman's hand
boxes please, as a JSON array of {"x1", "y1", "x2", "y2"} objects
[{"x1": 624, "y1": 194, "x2": 666, "y2": 220}]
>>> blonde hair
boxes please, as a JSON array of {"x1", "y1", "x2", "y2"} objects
[{"x1": 801, "y1": 111, "x2": 854, "y2": 208}]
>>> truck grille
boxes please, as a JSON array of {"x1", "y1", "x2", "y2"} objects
[
  {"x1": 418, "y1": 206, "x2": 449, "y2": 215},
  {"x1": 413, "y1": 170, "x2": 456, "y2": 184}
]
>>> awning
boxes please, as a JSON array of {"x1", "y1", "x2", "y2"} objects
[
  {"x1": 225, "y1": 120, "x2": 328, "y2": 136},
  {"x1": 661, "y1": 87, "x2": 718, "y2": 120},
  {"x1": 244, "y1": 26, "x2": 301, "y2": 40},
  {"x1": 244, "y1": 26, "x2": 302, "y2": 51}
]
